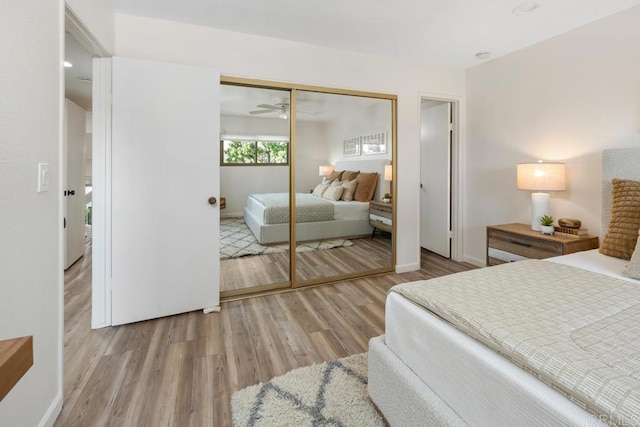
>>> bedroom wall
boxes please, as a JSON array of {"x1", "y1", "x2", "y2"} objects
[
  {"x1": 464, "y1": 5, "x2": 640, "y2": 265},
  {"x1": 327, "y1": 101, "x2": 393, "y2": 167},
  {"x1": 0, "y1": 1, "x2": 64, "y2": 426},
  {"x1": 114, "y1": 13, "x2": 466, "y2": 271},
  {"x1": 296, "y1": 120, "x2": 329, "y2": 194}
]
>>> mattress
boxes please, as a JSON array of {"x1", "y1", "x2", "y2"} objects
[
  {"x1": 245, "y1": 192, "x2": 369, "y2": 224},
  {"x1": 385, "y1": 251, "x2": 637, "y2": 426}
]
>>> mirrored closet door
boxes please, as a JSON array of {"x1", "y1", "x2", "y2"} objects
[
  {"x1": 219, "y1": 84, "x2": 291, "y2": 297},
  {"x1": 293, "y1": 90, "x2": 394, "y2": 286}
]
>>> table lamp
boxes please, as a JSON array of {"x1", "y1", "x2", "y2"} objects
[
  {"x1": 517, "y1": 162, "x2": 565, "y2": 231},
  {"x1": 319, "y1": 165, "x2": 334, "y2": 177},
  {"x1": 384, "y1": 164, "x2": 393, "y2": 196}
]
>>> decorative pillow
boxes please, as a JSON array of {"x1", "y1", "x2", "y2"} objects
[
  {"x1": 354, "y1": 172, "x2": 378, "y2": 202},
  {"x1": 600, "y1": 178, "x2": 640, "y2": 260},
  {"x1": 341, "y1": 170, "x2": 360, "y2": 181},
  {"x1": 323, "y1": 185, "x2": 344, "y2": 201},
  {"x1": 328, "y1": 170, "x2": 343, "y2": 181},
  {"x1": 340, "y1": 179, "x2": 358, "y2": 201},
  {"x1": 321, "y1": 177, "x2": 334, "y2": 185},
  {"x1": 330, "y1": 180, "x2": 344, "y2": 187},
  {"x1": 623, "y1": 229, "x2": 640, "y2": 280},
  {"x1": 312, "y1": 183, "x2": 330, "y2": 197}
]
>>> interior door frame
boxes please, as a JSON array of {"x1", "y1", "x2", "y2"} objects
[
  {"x1": 220, "y1": 76, "x2": 397, "y2": 299},
  {"x1": 418, "y1": 92, "x2": 464, "y2": 262},
  {"x1": 64, "y1": 6, "x2": 112, "y2": 329}
]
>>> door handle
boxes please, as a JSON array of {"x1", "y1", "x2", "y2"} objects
[
  {"x1": 64, "y1": 217, "x2": 66, "y2": 229},
  {"x1": 68, "y1": 190, "x2": 75, "y2": 196},
  {"x1": 208, "y1": 197, "x2": 217, "y2": 206}
]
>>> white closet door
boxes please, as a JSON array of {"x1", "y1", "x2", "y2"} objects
[
  {"x1": 420, "y1": 101, "x2": 451, "y2": 258},
  {"x1": 111, "y1": 57, "x2": 220, "y2": 325}
]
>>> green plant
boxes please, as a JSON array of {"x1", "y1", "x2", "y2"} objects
[
  {"x1": 540, "y1": 215, "x2": 554, "y2": 226},
  {"x1": 384, "y1": 192, "x2": 391, "y2": 199}
]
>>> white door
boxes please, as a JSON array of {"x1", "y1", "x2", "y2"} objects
[
  {"x1": 64, "y1": 99, "x2": 87, "y2": 269},
  {"x1": 111, "y1": 57, "x2": 220, "y2": 326},
  {"x1": 420, "y1": 100, "x2": 451, "y2": 258}
]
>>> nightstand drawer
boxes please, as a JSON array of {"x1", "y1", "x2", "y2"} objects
[
  {"x1": 370, "y1": 207, "x2": 392, "y2": 220},
  {"x1": 486, "y1": 223, "x2": 599, "y2": 266},
  {"x1": 489, "y1": 229, "x2": 563, "y2": 259}
]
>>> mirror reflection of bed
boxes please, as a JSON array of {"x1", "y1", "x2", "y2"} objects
[{"x1": 219, "y1": 84, "x2": 393, "y2": 295}]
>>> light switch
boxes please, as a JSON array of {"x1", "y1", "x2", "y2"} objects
[{"x1": 38, "y1": 162, "x2": 49, "y2": 192}]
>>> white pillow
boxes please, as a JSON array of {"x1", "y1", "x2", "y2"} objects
[
  {"x1": 323, "y1": 185, "x2": 344, "y2": 201},
  {"x1": 312, "y1": 183, "x2": 330, "y2": 197},
  {"x1": 321, "y1": 177, "x2": 334, "y2": 185},
  {"x1": 623, "y1": 229, "x2": 640, "y2": 280},
  {"x1": 331, "y1": 180, "x2": 344, "y2": 187},
  {"x1": 340, "y1": 179, "x2": 358, "y2": 201}
]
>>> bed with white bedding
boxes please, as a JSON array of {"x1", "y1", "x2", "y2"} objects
[
  {"x1": 243, "y1": 159, "x2": 387, "y2": 244},
  {"x1": 244, "y1": 192, "x2": 371, "y2": 244},
  {"x1": 368, "y1": 147, "x2": 640, "y2": 426}
]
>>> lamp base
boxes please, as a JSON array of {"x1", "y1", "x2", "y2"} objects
[{"x1": 531, "y1": 192, "x2": 550, "y2": 231}]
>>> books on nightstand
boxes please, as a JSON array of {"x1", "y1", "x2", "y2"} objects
[{"x1": 554, "y1": 226, "x2": 589, "y2": 238}]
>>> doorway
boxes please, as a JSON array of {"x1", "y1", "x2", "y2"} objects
[{"x1": 420, "y1": 98, "x2": 455, "y2": 259}]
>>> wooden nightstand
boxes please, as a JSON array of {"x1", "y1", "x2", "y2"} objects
[
  {"x1": 369, "y1": 200, "x2": 392, "y2": 237},
  {"x1": 486, "y1": 223, "x2": 599, "y2": 266}
]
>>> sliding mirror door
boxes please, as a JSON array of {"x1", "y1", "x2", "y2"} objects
[
  {"x1": 219, "y1": 84, "x2": 292, "y2": 296},
  {"x1": 294, "y1": 90, "x2": 394, "y2": 285}
]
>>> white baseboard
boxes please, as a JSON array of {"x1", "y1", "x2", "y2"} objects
[
  {"x1": 395, "y1": 262, "x2": 420, "y2": 274},
  {"x1": 221, "y1": 213, "x2": 243, "y2": 219},
  {"x1": 463, "y1": 254, "x2": 485, "y2": 267},
  {"x1": 39, "y1": 392, "x2": 62, "y2": 427}
]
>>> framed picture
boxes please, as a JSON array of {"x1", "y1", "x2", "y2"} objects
[
  {"x1": 343, "y1": 137, "x2": 361, "y2": 156},
  {"x1": 362, "y1": 132, "x2": 387, "y2": 155}
]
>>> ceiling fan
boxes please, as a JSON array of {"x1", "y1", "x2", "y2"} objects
[
  {"x1": 249, "y1": 98, "x2": 317, "y2": 118},
  {"x1": 249, "y1": 101, "x2": 291, "y2": 117}
]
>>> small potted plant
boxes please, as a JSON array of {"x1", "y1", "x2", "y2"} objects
[
  {"x1": 540, "y1": 215, "x2": 555, "y2": 235},
  {"x1": 383, "y1": 193, "x2": 391, "y2": 203}
]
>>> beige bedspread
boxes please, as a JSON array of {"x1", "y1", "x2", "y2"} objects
[
  {"x1": 248, "y1": 193, "x2": 334, "y2": 224},
  {"x1": 391, "y1": 260, "x2": 640, "y2": 426}
]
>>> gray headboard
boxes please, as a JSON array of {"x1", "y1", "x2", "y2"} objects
[{"x1": 601, "y1": 147, "x2": 640, "y2": 240}]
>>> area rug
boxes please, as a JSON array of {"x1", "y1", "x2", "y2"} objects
[
  {"x1": 231, "y1": 352, "x2": 384, "y2": 427},
  {"x1": 221, "y1": 217, "x2": 354, "y2": 260}
]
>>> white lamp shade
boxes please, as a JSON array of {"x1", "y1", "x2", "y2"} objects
[
  {"x1": 517, "y1": 162, "x2": 565, "y2": 191},
  {"x1": 319, "y1": 165, "x2": 334, "y2": 177},
  {"x1": 384, "y1": 164, "x2": 393, "y2": 181}
]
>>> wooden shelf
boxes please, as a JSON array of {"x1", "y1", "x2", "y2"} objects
[{"x1": 0, "y1": 336, "x2": 33, "y2": 401}]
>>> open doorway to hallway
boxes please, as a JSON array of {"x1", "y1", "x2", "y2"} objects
[{"x1": 419, "y1": 98, "x2": 457, "y2": 260}]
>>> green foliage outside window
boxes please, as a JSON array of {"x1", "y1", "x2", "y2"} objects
[{"x1": 222, "y1": 140, "x2": 288, "y2": 165}]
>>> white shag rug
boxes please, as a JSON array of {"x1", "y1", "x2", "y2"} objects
[
  {"x1": 220, "y1": 217, "x2": 354, "y2": 260},
  {"x1": 231, "y1": 353, "x2": 384, "y2": 427}
]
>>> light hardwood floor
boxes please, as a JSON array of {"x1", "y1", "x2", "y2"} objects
[
  {"x1": 220, "y1": 236, "x2": 392, "y2": 292},
  {"x1": 55, "y1": 239, "x2": 475, "y2": 426}
]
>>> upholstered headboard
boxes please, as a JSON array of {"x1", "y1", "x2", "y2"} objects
[
  {"x1": 334, "y1": 159, "x2": 389, "y2": 201},
  {"x1": 601, "y1": 147, "x2": 640, "y2": 240}
]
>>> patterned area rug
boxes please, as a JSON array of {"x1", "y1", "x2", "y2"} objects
[
  {"x1": 231, "y1": 353, "x2": 384, "y2": 427},
  {"x1": 220, "y1": 217, "x2": 354, "y2": 260}
]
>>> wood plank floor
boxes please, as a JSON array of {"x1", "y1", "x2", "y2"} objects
[
  {"x1": 55, "y1": 240, "x2": 475, "y2": 427},
  {"x1": 221, "y1": 236, "x2": 392, "y2": 292}
]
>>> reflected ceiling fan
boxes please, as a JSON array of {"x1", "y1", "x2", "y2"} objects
[{"x1": 249, "y1": 99, "x2": 317, "y2": 119}]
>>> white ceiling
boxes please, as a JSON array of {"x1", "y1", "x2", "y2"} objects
[
  {"x1": 113, "y1": 0, "x2": 640, "y2": 69},
  {"x1": 221, "y1": 85, "x2": 391, "y2": 122}
]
